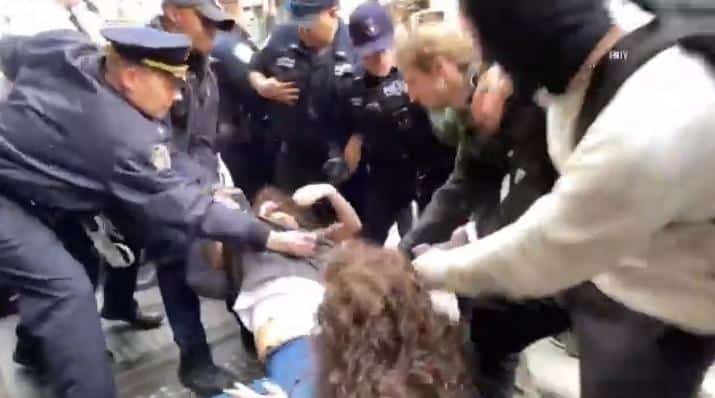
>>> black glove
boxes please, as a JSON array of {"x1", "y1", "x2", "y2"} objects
[{"x1": 322, "y1": 157, "x2": 351, "y2": 185}]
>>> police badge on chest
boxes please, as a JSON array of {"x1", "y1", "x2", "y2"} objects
[
  {"x1": 334, "y1": 63, "x2": 353, "y2": 77},
  {"x1": 151, "y1": 144, "x2": 172, "y2": 171}
]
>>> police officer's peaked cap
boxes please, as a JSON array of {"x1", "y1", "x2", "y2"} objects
[
  {"x1": 101, "y1": 27, "x2": 192, "y2": 80},
  {"x1": 163, "y1": 0, "x2": 235, "y2": 31},
  {"x1": 349, "y1": 2, "x2": 394, "y2": 57},
  {"x1": 288, "y1": 0, "x2": 338, "y2": 27}
]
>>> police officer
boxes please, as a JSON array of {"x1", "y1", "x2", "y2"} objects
[
  {"x1": 342, "y1": 2, "x2": 453, "y2": 244},
  {"x1": 248, "y1": 0, "x2": 359, "y2": 193},
  {"x1": 212, "y1": 0, "x2": 274, "y2": 201},
  {"x1": 101, "y1": 1, "x2": 253, "y2": 395},
  {"x1": 0, "y1": 26, "x2": 315, "y2": 398}
]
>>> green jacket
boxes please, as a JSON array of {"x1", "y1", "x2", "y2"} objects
[{"x1": 400, "y1": 99, "x2": 555, "y2": 254}]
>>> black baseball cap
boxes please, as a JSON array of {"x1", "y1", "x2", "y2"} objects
[
  {"x1": 288, "y1": 0, "x2": 338, "y2": 28},
  {"x1": 349, "y1": 2, "x2": 394, "y2": 57},
  {"x1": 163, "y1": 0, "x2": 235, "y2": 31},
  {"x1": 102, "y1": 27, "x2": 192, "y2": 80}
]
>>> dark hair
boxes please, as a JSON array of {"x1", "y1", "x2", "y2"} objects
[
  {"x1": 317, "y1": 241, "x2": 473, "y2": 398},
  {"x1": 253, "y1": 186, "x2": 335, "y2": 230}
]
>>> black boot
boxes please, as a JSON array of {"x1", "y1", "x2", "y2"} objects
[
  {"x1": 13, "y1": 339, "x2": 44, "y2": 373},
  {"x1": 178, "y1": 356, "x2": 237, "y2": 397},
  {"x1": 0, "y1": 289, "x2": 17, "y2": 318},
  {"x1": 101, "y1": 304, "x2": 164, "y2": 330},
  {"x1": 14, "y1": 340, "x2": 114, "y2": 374}
]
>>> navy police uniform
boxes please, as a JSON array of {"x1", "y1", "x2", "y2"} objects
[
  {"x1": 101, "y1": 8, "x2": 243, "y2": 393},
  {"x1": 344, "y1": 3, "x2": 453, "y2": 244},
  {"x1": 250, "y1": 2, "x2": 359, "y2": 192},
  {"x1": 212, "y1": 25, "x2": 274, "y2": 201},
  {"x1": 0, "y1": 27, "x2": 271, "y2": 397},
  {"x1": 341, "y1": 68, "x2": 453, "y2": 244}
]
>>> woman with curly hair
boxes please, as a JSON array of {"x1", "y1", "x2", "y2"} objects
[
  {"x1": 317, "y1": 241, "x2": 474, "y2": 398},
  {"x1": 224, "y1": 240, "x2": 474, "y2": 398}
]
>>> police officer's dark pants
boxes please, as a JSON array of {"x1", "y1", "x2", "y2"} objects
[
  {"x1": 471, "y1": 283, "x2": 715, "y2": 398},
  {"x1": 362, "y1": 174, "x2": 415, "y2": 245},
  {"x1": 103, "y1": 253, "x2": 212, "y2": 364},
  {"x1": 16, "y1": 216, "x2": 104, "y2": 368},
  {"x1": 157, "y1": 255, "x2": 212, "y2": 364},
  {"x1": 220, "y1": 139, "x2": 276, "y2": 202},
  {"x1": 102, "y1": 263, "x2": 141, "y2": 318},
  {"x1": 0, "y1": 195, "x2": 116, "y2": 397},
  {"x1": 274, "y1": 144, "x2": 326, "y2": 193}
]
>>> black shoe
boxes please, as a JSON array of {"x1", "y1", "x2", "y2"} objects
[
  {"x1": 101, "y1": 306, "x2": 164, "y2": 330},
  {"x1": 13, "y1": 342, "x2": 43, "y2": 373},
  {"x1": 178, "y1": 360, "x2": 237, "y2": 397},
  {"x1": 14, "y1": 344, "x2": 115, "y2": 373}
]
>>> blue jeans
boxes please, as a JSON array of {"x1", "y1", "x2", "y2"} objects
[{"x1": 213, "y1": 336, "x2": 317, "y2": 398}]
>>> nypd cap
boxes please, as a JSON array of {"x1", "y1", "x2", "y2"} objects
[
  {"x1": 349, "y1": 2, "x2": 394, "y2": 57},
  {"x1": 101, "y1": 27, "x2": 192, "y2": 80},
  {"x1": 163, "y1": 0, "x2": 235, "y2": 31},
  {"x1": 288, "y1": 0, "x2": 338, "y2": 28}
]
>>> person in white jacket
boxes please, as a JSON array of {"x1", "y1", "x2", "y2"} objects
[{"x1": 414, "y1": 0, "x2": 715, "y2": 397}]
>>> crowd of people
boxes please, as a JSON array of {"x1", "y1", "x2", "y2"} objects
[{"x1": 0, "y1": 0, "x2": 713, "y2": 397}]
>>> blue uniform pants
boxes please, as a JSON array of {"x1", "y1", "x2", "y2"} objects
[
  {"x1": 103, "y1": 246, "x2": 212, "y2": 364},
  {"x1": 361, "y1": 173, "x2": 415, "y2": 245},
  {"x1": 157, "y1": 257, "x2": 212, "y2": 363},
  {"x1": 0, "y1": 194, "x2": 116, "y2": 398}
]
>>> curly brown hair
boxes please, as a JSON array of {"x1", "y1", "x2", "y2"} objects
[{"x1": 316, "y1": 241, "x2": 474, "y2": 398}]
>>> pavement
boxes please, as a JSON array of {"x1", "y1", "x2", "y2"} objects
[
  {"x1": 0, "y1": 286, "x2": 263, "y2": 398},
  {"x1": 522, "y1": 338, "x2": 715, "y2": 398}
]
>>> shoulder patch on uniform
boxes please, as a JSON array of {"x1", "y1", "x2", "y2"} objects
[
  {"x1": 382, "y1": 80, "x2": 407, "y2": 97},
  {"x1": 276, "y1": 56, "x2": 295, "y2": 68},
  {"x1": 334, "y1": 63, "x2": 353, "y2": 76},
  {"x1": 151, "y1": 144, "x2": 172, "y2": 171},
  {"x1": 365, "y1": 101, "x2": 381, "y2": 113},
  {"x1": 350, "y1": 97, "x2": 363, "y2": 107},
  {"x1": 233, "y1": 42, "x2": 255, "y2": 64}
]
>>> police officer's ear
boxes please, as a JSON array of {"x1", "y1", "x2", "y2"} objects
[
  {"x1": 118, "y1": 65, "x2": 144, "y2": 93},
  {"x1": 105, "y1": 51, "x2": 140, "y2": 93}
]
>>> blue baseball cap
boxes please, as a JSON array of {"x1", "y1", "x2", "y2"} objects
[
  {"x1": 288, "y1": 0, "x2": 338, "y2": 27},
  {"x1": 348, "y1": 2, "x2": 394, "y2": 57},
  {"x1": 164, "y1": 0, "x2": 235, "y2": 31}
]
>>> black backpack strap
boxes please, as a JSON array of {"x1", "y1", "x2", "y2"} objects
[{"x1": 575, "y1": 18, "x2": 715, "y2": 147}]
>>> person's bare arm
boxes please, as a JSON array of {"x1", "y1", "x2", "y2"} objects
[{"x1": 292, "y1": 184, "x2": 362, "y2": 242}]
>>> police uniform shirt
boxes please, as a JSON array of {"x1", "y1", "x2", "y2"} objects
[
  {"x1": 250, "y1": 21, "x2": 359, "y2": 155},
  {"x1": 150, "y1": 17, "x2": 222, "y2": 186},
  {"x1": 341, "y1": 67, "x2": 451, "y2": 180},
  {"x1": 0, "y1": 30, "x2": 271, "y2": 249},
  {"x1": 212, "y1": 25, "x2": 262, "y2": 143}
]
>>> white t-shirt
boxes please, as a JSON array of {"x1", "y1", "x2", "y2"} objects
[{"x1": 234, "y1": 277, "x2": 324, "y2": 337}]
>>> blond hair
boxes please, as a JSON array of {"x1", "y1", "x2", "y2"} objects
[{"x1": 395, "y1": 23, "x2": 476, "y2": 74}]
